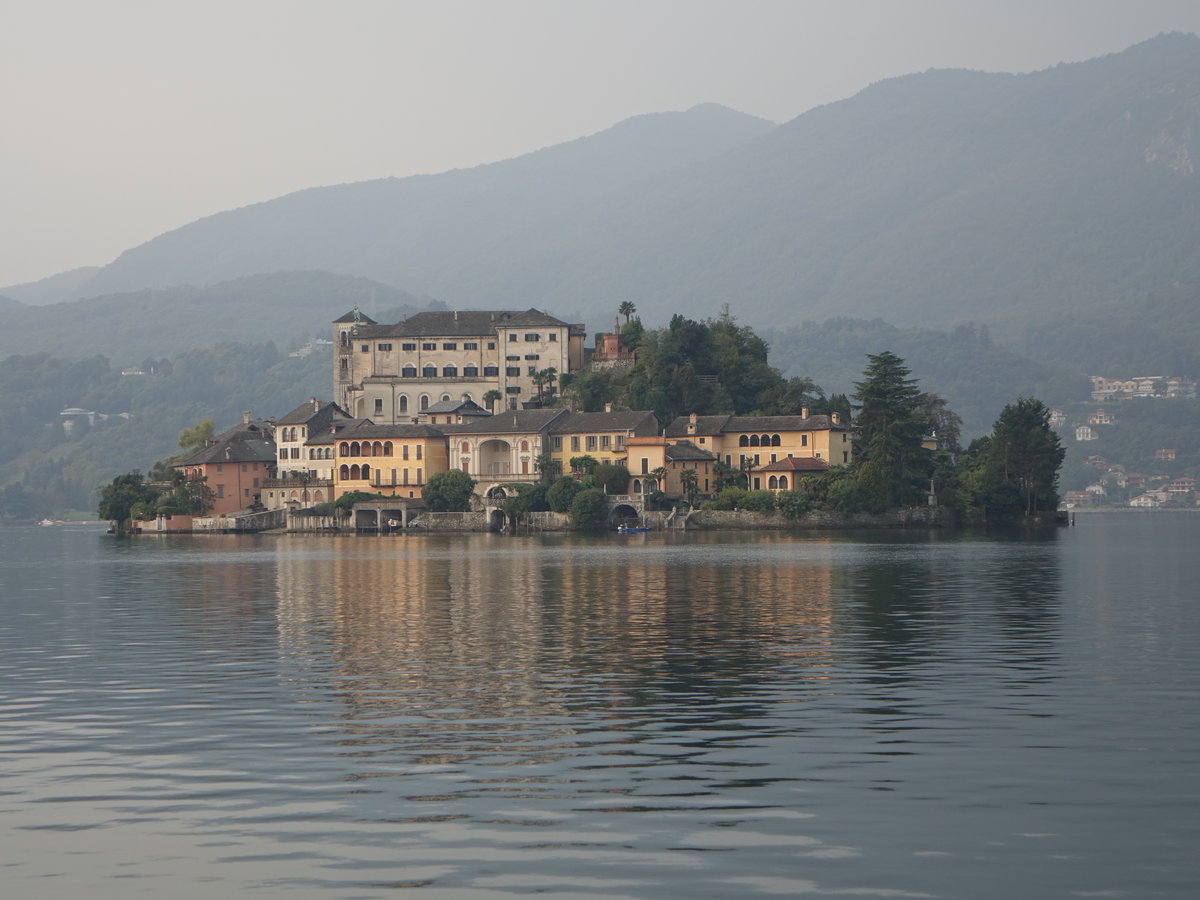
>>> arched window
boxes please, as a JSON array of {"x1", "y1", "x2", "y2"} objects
[
  {"x1": 749, "y1": 434, "x2": 760, "y2": 447},
  {"x1": 350, "y1": 441, "x2": 361, "y2": 457},
  {"x1": 769, "y1": 476, "x2": 778, "y2": 489},
  {"x1": 420, "y1": 395, "x2": 430, "y2": 411},
  {"x1": 779, "y1": 475, "x2": 788, "y2": 489},
  {"x1": 422, "y1": 365, "x2": 436, "y2": 378},
  {"x1": 460, "y1": 441, "x2": 470, "y2": 453},
  {"x1": 520, "y1": 440, "x2": 529, "y2": 452},
  {"x1": 402, "y1": 365, "x2": 416, "y2": 378},
  {"x1": 771, "y1": 434, "x2": 781, "y2": 446},
  {"x1": 372, "y1": 441, "x2": 383, "y2": 456},
  {"x1": 339, "y1": 442, "x2": 350, "y2": 457},
  {"x1": 443, "y1": 365, "x2": 457, "y2": 377},
  {"x1": 633, "y1": 478, "x2": 642, "y2": 494},
  {"x1": 362, "y1": 464, "x2": 371, "y2": 480},
  {"x1": 761, "y1": 434, "x2": 771, "y2": 446},
  {"x1": 339, "y1": 464, "x2": 350, "y2": 479},
  {"x1": 739, "y1": 435, "x2": 750, "y2": 447},
  {"x1": 398, "y1": 395, "x2": 409, "y2": 413},
  {"x1": 441, "y1": 394, "x2": 451, "y2": 403},
  {"x1": 340, "y1": 331, "x2": 349, "y2": 347},
  {"x1": 383, "y1": 442, "x2": 393, "y2": 456}
]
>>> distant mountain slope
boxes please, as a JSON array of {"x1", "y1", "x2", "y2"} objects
[
  {"x1": 0, "y1": 271, "x2": 435, "y2": 362},
  {"x1": 20, "y1": 35, "x2": 1200, "y2": 376},
  {"x1": 74, "y1": 103, "x2": 776, "y2": 300},
  {"x1": 0, "y1": 266, "x2": 101, "y2": 306}
]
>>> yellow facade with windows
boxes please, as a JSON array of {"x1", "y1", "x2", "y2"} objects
[{"x1": 331, "y1": 423, "x2": 450, "y2": 501}]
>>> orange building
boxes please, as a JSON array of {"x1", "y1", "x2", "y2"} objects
[{"x1": 175, "y1": 416, "x2": 276, "y2": 516}]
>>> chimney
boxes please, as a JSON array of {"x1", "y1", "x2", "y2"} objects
[
  {"x1": 242, "y1": 411, "x2": 251, "y2": 425},
  {"x1": 831, "y1": 412, "x2": 840, "y2": 425},
  {"x1": 310, "y1": 397, "x2": 318, "y2": 411},
  {"x1": 801, "y1": 407, "x2": 809, "y2": 419},
  {"x1": 687, "y1": 412, "x2": 697, "y2": 435},
  {"x1": 604, "y1": 402, "x2": 612, "y2": 413}
]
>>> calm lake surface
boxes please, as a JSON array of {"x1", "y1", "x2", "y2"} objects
[{"x1": 2, "y1": 516, "x2": 1197, "y2": 899}]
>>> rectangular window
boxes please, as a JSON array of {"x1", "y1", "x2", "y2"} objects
[
  {"x1": 390, "y1": 469, "x2": 397, "y2": 484},
  {"x1": 252, "y1": 477, "x2": 260, "y2": 488},
  {"x1": 402, "y1": 445, "x2": 409, "y2": 460},
  {"x1": 506, "y1": 386, "x2": 520, "y2": 394},
  {"x1": 279, "y1": 449, "x2": 287, "y2": 460},
  {"x1": 552, "y1": 436, "x2": 562, "y2": 451},
  {"x1": 242, "y1": 464, "x2": 248, "y2": 472},
  {"x1": 843, "y1": 433, "x2": 848, "y2": 442},
  {"x1": 771, "y1": 453, "x2": 777, "y2": 463},
  {"x1": 527, "y1": 366, "x2": 537, "y2": 376},
  {"x1": 378, "y1": 343, "x2": 392, "y2": 351},
  {"x1": 507, "y1": 355, "x2": 521, "y2": 361},
  {"x1": 464, "y1": 342, "x2": 478, "y2": 350},
  {"x1": 506, "y1": 367, "x2": 520, "y2": 376},
  {"x1": 524, "y1": 354, "x2": 539, "y2": 360},
  {"x1": 487, "y1": 341, "x2": 495, "y2": 349},
  {"x1": 374, "y1": 399, "x2": 383, "y2": 414},
  {"x1": 443, "y1": 342, "x2": 456, "y2": 350},
  {"x1": 403, "y1": 468, "x2": 409, "y2": 485},
  {"x1": 508, "y1": 334, "x2": 517, "y2": 342},
  {"x1": 601, "y1": 435, "x2": 610, "y2": 450},
  {"x1": 571, "y1": 436, "x2": 580, "y2": 452},
  {"x1": 423, "y1": 342, "x2": 436, "y2": 350},
  {"x1": 615, "y1": 435, "x2": 625, "y2": 449},
  {"x1": 525, "y1": 333, "x2": 540, "y2": 342},
  {"x1": 402, "y1": 343, "x2": 416, "y2": 351},
  {"x1": 641, "y1": 458, "x2": 648, "y2": 474},
  {"x1": 361, "y1": 344, "x2": 369, "y2": 352},
  {"x1": 549, "y1": 333, "x2": 557, "y2": 342},
  {"x1": 216, "y1": 484, "x2": 224, "y2": 498},
  {"x1": 484, "y1": 365, "x2": 498, "y2": 376},
  {"x1": 416, "y1": 445, "x2": 422, "y2": 460},
  {"x1": 802, "y1": 434, "x2": 808, "y2": 446},
  {"x1": 586, "y1": 436, "x2": 597, "y2": 451},
  {"x1": 417, "y1": 467, "x2": 423, "y2": 483},
  {"x1": 291, "y1": 448, "x2": 300, "y2": 459}
]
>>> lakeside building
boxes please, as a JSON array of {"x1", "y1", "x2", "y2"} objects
[
  {"x1": 264, "y1": 398, "x2": 353, "y2": 509},
  {"x1": 333, "y1": 308, "x2": 586, "y2": 420},
  {"x1": 664, "y1": 410, "x2": 852, "y2": 469},
  {"x1": 545, "y1": 409, "x2": 659, "y2": 474},
  {"x1": 440, "y1": 409, "x2": 567, "y2": 497},
  {"x1": 175, "y1": 414, "x2": 276, "y2": 515},
  {"x1": 330, "y1": 421, "x2": 450, "y2": 500}
]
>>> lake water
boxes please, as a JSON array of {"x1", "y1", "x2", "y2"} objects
[{"x1": 1, "y1": 516, "x2": 1197, "y2": 898}]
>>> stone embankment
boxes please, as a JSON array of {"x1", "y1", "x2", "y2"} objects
[{"x1": 684, "y1": 506, "x2": 954, "y2": 530}]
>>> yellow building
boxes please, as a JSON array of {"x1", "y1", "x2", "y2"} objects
[
  {"x1": 664, "y1": 410, "x2": 852, "y2": 469},
  {"x1": 331, "y1": 422, "x2": 450, "y2": 501},
  {"x1": 624, "y1": 436, "x2": 718, "y2": 499},
  {"x1": 333, "y1": 308, "x2": 586, "y2": 420},
  {"x1": 545, "y1": 409, "x2": 659, "y2": 474}
]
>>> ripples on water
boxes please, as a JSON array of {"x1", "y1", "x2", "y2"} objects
[{"x1": 1, "y1": 519, "x2": 1197, "y2": 898}]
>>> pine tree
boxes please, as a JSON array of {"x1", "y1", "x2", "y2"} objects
[{"x1": 852, "y1": 351, "x2": 930, "y2": 511}]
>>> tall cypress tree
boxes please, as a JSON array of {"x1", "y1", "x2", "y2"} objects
[
  {"x1": 987, "y1": 397, "x2": 1065, "y2": 516},
  {"x1": 852, "y1": 351, "x2": 930, "y2": 511}
]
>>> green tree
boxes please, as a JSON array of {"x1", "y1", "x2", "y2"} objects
[
  {"x1": 619, "y1": 301, "x2": 637, "y2": 324},
  {"x1": 985, "y1": 397, "x2": 1066, "y2": 517},
  {"x1": 482, "y1": 389, "x2": 502, "y2": 413},
  {"x1": 593, "y1": 463, "x2": 631, "y2": 494},
  {"x1": 852, "y1": 351, "x2": 930, "y2": 511},
  {"x1": 177, "y1": 419, "x2": 215, "y2": 453},
  {"x1": 569, "y1": 454, "x2": 599, "y2": 475},
  {"x1": 422, "y1": 469, "x2": 476, "y2": 511},
  {"x1": 534, "y1": 452, "x2": 561, "y2": 482},
  {"x1": 547, "y1": 477, "x2": 583, "y2": 513},
  {"x1": 679, "y1": 467, "x2": 700, "y2": 507},
  {"x1": 568, "y1": 487, "x2": 609, "y2": 531},
  {"x1": 98, "y1": 471, "x2": 160, "y2": 533}
]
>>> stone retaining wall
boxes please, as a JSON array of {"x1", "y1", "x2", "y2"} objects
[
  {"x1": 686, "y1": 506, "x2": 954, "y2": 530},
  {"x1": 408, "y1": 511, "x2": 491, "y2": 531}
]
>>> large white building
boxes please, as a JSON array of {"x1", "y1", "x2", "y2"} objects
[{"x1": 333, "y1": 308, "x2": 586, "y2": 421}]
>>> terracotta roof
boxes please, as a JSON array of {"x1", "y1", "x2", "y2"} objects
[{"x1": 753, "y1": 456, "x2": 829, "y2": 473}]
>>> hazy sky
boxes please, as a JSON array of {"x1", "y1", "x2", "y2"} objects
[{"x1": 3, "y1": 0, "x2": 1200, "y2": 288}]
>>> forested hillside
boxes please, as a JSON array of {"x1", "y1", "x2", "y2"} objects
[{"x1": 0, "y1": 345, "x2": 328, "y2": 518}]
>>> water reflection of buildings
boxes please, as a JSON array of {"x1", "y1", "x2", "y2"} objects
[{"x1": 272, "y1": 534, "x2": 840, "y2": 761}]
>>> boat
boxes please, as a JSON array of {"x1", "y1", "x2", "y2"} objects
[{"x1": 617, "y1": 522, "x2": 651, "y2": 534}]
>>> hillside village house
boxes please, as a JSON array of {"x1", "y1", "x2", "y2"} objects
[
  {"x1": 175, "y1": 414, "x2": 276, "y2": 516},
  {"x1": 664, "y1": 410, "x2": 853, "y2": 470},
  {"x1": 333, "y1": 309, "x2": 586, "y2": 420}
]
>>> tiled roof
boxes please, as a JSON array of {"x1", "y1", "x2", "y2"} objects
[
  {"x1": 439, "y1": 408, "x2": 568, "y2": 435},
  {"x1": 177, "y1": 438, "x2": 277, "y2": 467},
  {"x1": 665, "y1": 441, "x2": 716, "y2": 462},
  {"x1": 276, "y1": 399, "x2": 350, "y2": 426},
  {"x1": 335, "y1": 421, "x2": 446, "y2": 440},
  {"x1": 664, "y1": 413, "x2": 845, "y2": 437},
  {"x1": 546, "y1": 410, "x2": 658, "y2": 435},
  {"x1": 422, "y1": 398, "x2": 490, "y2": 417},
  {"x1": 353, "y1": 308, "x2": 574, "y2": 339},
  {"x1": 333, "y1": 310, "x2": 378, "y2": 325}
]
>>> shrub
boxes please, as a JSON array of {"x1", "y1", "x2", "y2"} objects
[
  {"x1": 739, "y1": 490, "x2": 778, "y2": 513},
  {"x1": 568, "y1": 488, "x2": 609, "y2": 531},
  {"x1": 547, "y1": 477, "x2": 583, "y2": 513},
  {"x1": 777, "y1": 490, "x2": 814, "y2": 520}
]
